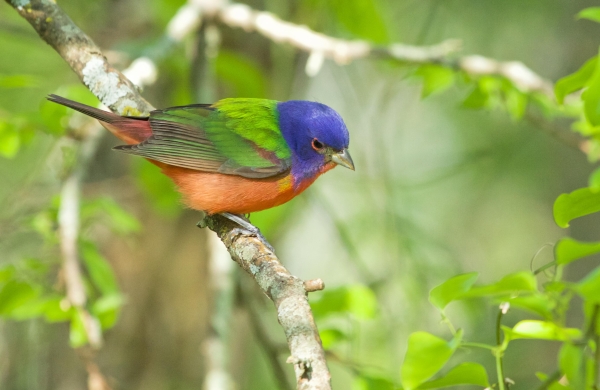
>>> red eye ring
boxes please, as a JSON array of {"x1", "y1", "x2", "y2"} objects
[{"x1": 312, "y1": 138, "x2": 324, "y2": 151}]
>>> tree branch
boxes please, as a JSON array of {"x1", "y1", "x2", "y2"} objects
[
  {"x1": 206, "y1": 215, "x2": 330, "y2": 390},
  {"x1": 215, "y1": 3, "x2": 461, "y2": 69}
]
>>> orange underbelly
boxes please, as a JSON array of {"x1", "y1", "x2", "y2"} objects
[{"x1": 161, "y1": 166, "x2": 305, "y2": 214}]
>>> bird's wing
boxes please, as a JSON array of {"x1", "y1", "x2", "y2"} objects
[{"x1": 114, "y1": 100, "x2": 292, "y2": 179}]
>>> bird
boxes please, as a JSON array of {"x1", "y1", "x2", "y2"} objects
[{"x1": 47, "y1": 95, "x2": 354, "y2": 230}]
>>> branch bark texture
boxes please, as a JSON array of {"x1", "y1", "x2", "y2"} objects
[{"x1": 206, "y1": 215, "x2": 330, "y2": 390}]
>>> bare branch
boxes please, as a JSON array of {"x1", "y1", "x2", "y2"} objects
[
  {"x1": 216, "y1": 3, "x2": 461, "y2": 69},
  {"x1": 304, "y1": 279, "x2": 325, "y2": 293},
  {"x1": 206, "y1": 215, "x2": 331, "y2": 390},
  {"x1": 458, "y1": 55, "x2": 554, "y2": 96}
]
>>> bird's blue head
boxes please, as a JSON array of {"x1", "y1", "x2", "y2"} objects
[{"x1": 277, "y1": 100, "x2": 354, "y2": 183}]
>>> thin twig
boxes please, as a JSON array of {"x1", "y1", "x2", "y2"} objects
[
  {"x1": 495, "y1": 302, "x2": 510, "y2": 390},
  {"x1": 58, "y1": 125, "x2": 104, "y2": 349}
]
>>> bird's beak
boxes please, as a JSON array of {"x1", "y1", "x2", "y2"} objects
[{"x1": 330, "y1": 149, "x2": 355, "y2": 171}]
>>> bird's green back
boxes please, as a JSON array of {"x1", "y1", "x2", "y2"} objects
[
  {"x1": 116, "y1": 98, "x2": 293, "y2": 178},
  {"x1": 206, "y1": 98, "x2": 291, "y2": 167}
]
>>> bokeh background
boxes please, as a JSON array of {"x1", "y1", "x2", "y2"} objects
[{"x1": 1, "y1": 0, "x2": 600, "y2": 389}]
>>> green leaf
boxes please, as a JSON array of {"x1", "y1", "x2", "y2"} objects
[
  {"x1": 555, "y1": 237, "x2": 600, "y2": 265},
  {"x1": 553, "y1": 187, "x2": 600, "y2": 228},
  {"x1": 416, "y1": 362, "x2": 490, "y2": 389},
  {"x1": 42, "y1": 297, "x2": 73, "y2": 322},
  {"x1": 69, "y1": 309, "x2": 88, "y2": 348},
  {"x1": 415, "y1": 65, "x2": 455, "y2": 98},
  {"x1": 543, "y1": 281, "x2": 567, "y2": 293},
  {"x1": 462, "y1": 84, "x2": 488, "y2": 109},
  {"x1": 575, "y1": 265, "x2": 600, "y2": 302},
  {"x1": 92, "y1": 293, "x2": 124, "y2": 329},
  {"x1": 0, "y1": 265, "x2": 16, "y2": 283},
  {"x1": 504, "y1": 294, "x2": 554, "y2": 319},
  {"x1": 505, "y1": 320, "x2": 581, "y2": 341},
  {"x1": 429, "y1": 272, "x2": 478, "y2": 310},
  {"x1": 310, "y1": 284, "x2": 377, "y2": 319},
  {"x1": 8, "y1": 297, "x2": 49, "y2": 320},
  {"x1": 461, "y1": 272, "x2": 537, "y2": 298},
  {"x1": 319, "y1": 328, "x2": 348, "y2": 349},
  {"x1": 0, "y1": 120, "x2": 21, "y2": 158},
  {"x1": 504, "y1": 85, "x2": 528, "y2": 120},
  {"x1": 400, "y1": 330, "x2": 463, "y2": 390},
  {"x1": 0, "y1": 280, "x2": 39, "y2": 316},
  {"x1": 582, "y1": 51, "x2": 600, "y2": 126},
  {"x1": 571, "y1": 119, "x2": 600, "y2": 137},
  {"x1": 589, "y1": 165, "x2": 600, "y2": 191},
  {"x1": 80, "y1": 241, "x2": 119, "y2": 295},
  {"x1": 577, "y1": 7, "x2": 600, "y2": 23},
  {"x1": 555, "y1": 57, "x2": 598, "y2": 104},
  {"x1": 559, "y1": 343, "x2": 585, "y2": 390},
  {"x1": 346, "y1": 285, "x2": 377, "y2": 319}
]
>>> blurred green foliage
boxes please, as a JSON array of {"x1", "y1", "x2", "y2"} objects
[{"x1": 1, "y1": 0, "x2": 600, "y2": 389}]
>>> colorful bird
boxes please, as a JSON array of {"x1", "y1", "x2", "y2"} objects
[{"x1": 47, "y1": 95, "x2": 354, "y2": 228}]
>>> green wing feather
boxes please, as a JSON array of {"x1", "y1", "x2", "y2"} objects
[{"x1": 114, "y1": 98, "x2": 292, "y2": 178}]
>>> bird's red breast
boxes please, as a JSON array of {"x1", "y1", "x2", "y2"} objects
[{"x1": 161, "y1": 161, "x2": 337, "y2": 215}]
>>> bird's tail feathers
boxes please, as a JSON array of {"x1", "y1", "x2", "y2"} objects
[
  {"x1": 46, "y1": 94, "x2": 152, "y2": 144},
  {"x1": 47, "y1": 94, "x2": 128, "y2": 123}
]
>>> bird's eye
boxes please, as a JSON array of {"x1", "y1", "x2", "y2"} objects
[{"x1": 312, "y1": 138, "x2": 325, "y2": 152}]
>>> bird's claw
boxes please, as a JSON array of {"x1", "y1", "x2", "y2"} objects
[
  {"x1": 221, "y1": 212, "x2": 276, "y2": 253},
  {"x1": 221, "y1": 212, "x2": 258, "y2": 233}
]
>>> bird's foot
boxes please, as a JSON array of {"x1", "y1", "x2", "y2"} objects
[
  {"x1": 220, "y1": 212, "x2": 275, "y2": 253},
  {"x1": 221, "y1": 212, "x2": 258, "y2": 233}
]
